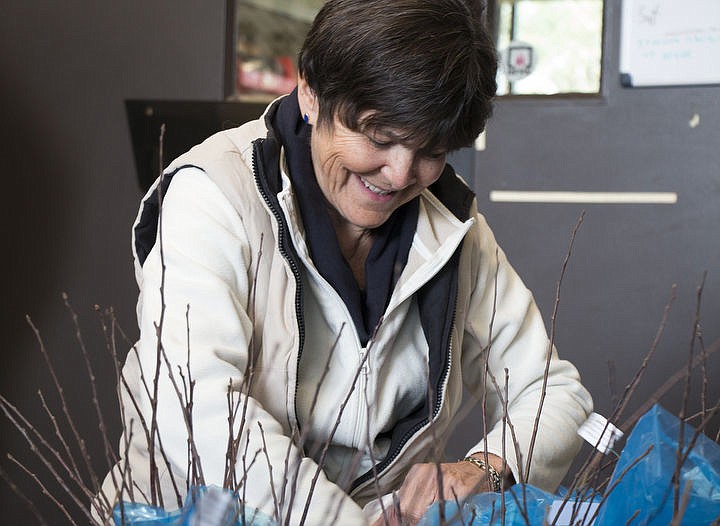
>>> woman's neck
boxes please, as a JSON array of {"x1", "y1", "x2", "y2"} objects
[{"x1": 327, "y1": 208, "x2": 374, "y2": 290}]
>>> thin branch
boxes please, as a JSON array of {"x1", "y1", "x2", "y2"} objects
[
  {"x1": 257, "y1": 422, "x2": 281, "y2": 523},
  {"x1": 37, "y1": 391, "x2": 90, "y2": 496},
  {"x1": 624, "y1": 509, "x2": 640, "y2": 525},
  {"x1": 282, "y1": 325, "x2": 345, "y2": 526},
  {"x1": 607, "y1": 359, "x2": 619, "y2": 409},
  {"x1": 37, "y1": 387, "x2": 82, "y2": 488},
  {"x1": 500, "y1": 369, "x2": 509, "y2": 526},
  {"x1": 2, "y1": 393, "x2": 94, "y2": 504},
  {"x1": 0, "y1": 396, "x2": 96, "y2": 522},
  {"x1": 674, "y1": 272, "x2": 706, "y2": 514},
  {"x1": 364, "y1": 358, "x2": 390, "y2": 526},
  {"x1": 614, "y1": 285, "x2": 677, "y2": 430},
  {"x1": 62, "y1": 293, "x2": 119, "y2": 477},
  {"x1": 182, "y1": 302, "x2": 202, "y2": 489},
  {"x1": 8, "y1": 454, "x2": 78, "y2": 525},
  {"x1": 95, "y1": 306, "x2": 130, "y2": 507},
  {"x1": 155, "y1": 327, "x2": 205, "y2": 491},
  {"x1": 669, "y1": 480, "x2": 693, "y2": 526},
  {"x1": 567, "y1": 285, "x2": 679, "y2": 498},
  {"x1": 0, "y1": 463, "x2": 50, "y2": 525},
  {"x1": 298, "y1": 320, "x2": 383, "y2": 525},
  {"x1": 148, "y1": 122, "x2": 167, "y2": 507},
  {"x1": 117, "y1": 352, "x2": 183, "y2": 508},
  {"x1": 25, "y1": 315, "x2": 99, "y2": 497},
  {"x1": 676, "y1": 396, "x2": 720, "y2": 475},
  {"x1": 525, "y1": 212, "x2": 584, "y2": 482},
  {"x1": 585, "y1": 445, "x2": 654, "y2": 525},
  {"x1": 621, "y1": 335, "x2": 720, "y2": 432}
]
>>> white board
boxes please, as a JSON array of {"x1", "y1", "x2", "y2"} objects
[{"x1": 620, "y1": 0, "x2": 720, "y2": 87}]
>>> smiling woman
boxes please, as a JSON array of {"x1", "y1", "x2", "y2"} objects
[{"x1": 97, "y1": 1, "x2": 593, "y2": 525}]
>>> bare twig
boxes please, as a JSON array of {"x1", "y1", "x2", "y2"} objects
[
  {"x1": 566, "y1": 284, "x2": 678, "y2": 499},
  {"x1": 37, "y1": 391, "x2": 91, "y2": 496},
  {"x1": 480, "y1": 248, "x2": 501, "y2": 481},
  {"x1": 8, "y1": 454, "x2": 78, "y2": 525},
  {"x1": 282, "y1": 325, "x2": 346, "y2": 526},
  {"x1": 62, "y1": 293, "x2": 119, "y2": 478},
  {"x1": 613, "y1": 285, "x2": 677, "y2": 431},
  {"x1": 25, "y1": 316, "x2": 99, "y2": 499},
  {"x1": 147, "y1": 122, "x2": 168, "y2": 507},
  {"x1": 257, "y1": 422, "x2": 281, "y2": 523},
  {"x1": 182, "y1": 303, "x2": 202, "y2": 489},
  {"x1": 607, "y1": 360, "x2": 619, "y2": 409},
  {"x1": 698, "y1": 330, "x2": 709, "y2": 419},
  {"x1": 1, "y1": 393, "x2": 94, "y2": 505},
  {"x1": 624, "y1": 509, "x2": 640, "y2": 525},
  {"x1": 225, "y1": 382, "x2": 242, "y2": 490},
  {"x1": 36, "y1": 385, "x2": 81, "y2": 486},
  {"x1": 525, "y1": 211, "x2": 584, "y2": 482},
  {"x1": 117, "y1": 349, "x2": 183, "y2": 508},
  {"x1": 95, "y1": 306, "x2": 131, "y2": 507},
  {"x1": 674, "y1": 273, "x2": 706, "y2": 514},
  {"x1": 299, "y1": 320, "x2": 383, "y2": 525},
  {"x1": 501, "y1": 369, "x2": 509, "y2": 526},
  {"x1": 621, "y1": 335, "x2": 720, "y2": 432},
  {"x1": 669, "y1": 480, "x2": 693, "y2": 526},
  {"x1": 364, "y1": 366, "x2": 390, "y2": 526},
  {"x1": 677, "y1": 396, "x2": 720, "y2": 472},
  {"x1": 155, "y1": 327, "x2": 206, "y2": 493},
  {"x1": 225, "y1": 236, "x2": 264, "y2": 498},
  {"x1": 586, "y1": 445, "x2": 654, "y2": 525},
  {"x1": 0, "y1": 463, "x2": 50, "y2": 525},
  {"x1": 239, "y1": 431, "x2": 253, "y2": 525},
  {"x1": 0, "y1": 399, "x2": 95, "y2": 522}
]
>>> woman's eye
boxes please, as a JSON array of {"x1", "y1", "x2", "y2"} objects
[{"x1": 369, "y1": 137, "x2": 392, "y2": 148}]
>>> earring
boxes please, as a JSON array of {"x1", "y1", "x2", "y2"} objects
[{"x1": 303, "y1": 114, "x2": 309, "y2": 124}]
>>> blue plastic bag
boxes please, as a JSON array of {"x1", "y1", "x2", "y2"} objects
[
  {"x1": 596, "y1": 403, "x2": 720, "y2": 525},
  {"x1": 418, "y1": 484, "x2": 600, "y2": 525},
  {"x1": 113, "y1": 485, "x2": 276, "y2": 525},
  {"x1": 417, "y1": 484, "x2": 551, "y2": 525},
  {"x1": 420, "y1": 404, "x2": 720, "y2": 525},
  {"x1": 112, "y1": 501, "x2": 183, "y2": 525}
]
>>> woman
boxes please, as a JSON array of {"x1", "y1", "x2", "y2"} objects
[{"x1": 99, "y1": 0, "x2": 592, "y2": 524}]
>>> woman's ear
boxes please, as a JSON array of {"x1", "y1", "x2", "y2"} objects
[{"x1": 297, "y1": 75, "x2": 319, "y2": 125}]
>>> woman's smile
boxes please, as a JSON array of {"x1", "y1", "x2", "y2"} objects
[{"x1": 358, "y1": 175, "x2": 394, "y2": 198}]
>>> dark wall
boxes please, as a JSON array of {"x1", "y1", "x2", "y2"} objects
[{"x1": 0, "y1": 1, "x2": 226, "y2": 522}]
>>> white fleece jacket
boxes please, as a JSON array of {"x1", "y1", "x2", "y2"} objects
[{"x1": 97, "y1": 100, "x2": 592, "y2": 525}]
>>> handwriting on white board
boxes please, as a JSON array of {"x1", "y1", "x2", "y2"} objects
[
  {"x1": 620, "y1": 0, "x2": 720, "y2": 86},
  {"x1": 637, "y1": 4, "x2": 660, "y2": 26}
]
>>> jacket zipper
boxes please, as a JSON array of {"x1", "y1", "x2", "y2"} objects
[
  {"x1": 251, "y1": 139, "x2": 306, "y2": 433},
  {"x1": 350, "y1": 296, "x2": 458, "y2": 493}
]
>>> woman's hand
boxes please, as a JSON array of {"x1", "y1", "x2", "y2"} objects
[{"x1": 371, "y1": 454, "x2": 507, "y2": 526}]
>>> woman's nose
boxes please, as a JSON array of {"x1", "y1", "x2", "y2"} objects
[{"x1": 384, "y1": 146, "x2": 416, "y2": 190}]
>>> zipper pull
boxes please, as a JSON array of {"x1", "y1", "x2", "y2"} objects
[{"x1": 359, "y1": 348, "x2": 369, "y2": 375}]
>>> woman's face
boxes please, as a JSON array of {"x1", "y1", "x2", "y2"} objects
[{"x1": 309, "y1": 117, "x2": 447, "y2": 231}]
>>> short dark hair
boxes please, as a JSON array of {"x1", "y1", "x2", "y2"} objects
[{"x1": 298, "y1": 0, "x2": 497, "y2": 152}]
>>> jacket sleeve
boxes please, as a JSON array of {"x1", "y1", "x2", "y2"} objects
[
  {"x1": 459, "y1": 212, "x2": 593, "y2": 491},
  {"x1": 120, "y1": 168, "x2": 367, "y2": 525}
]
